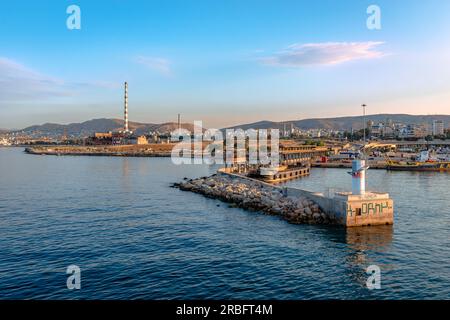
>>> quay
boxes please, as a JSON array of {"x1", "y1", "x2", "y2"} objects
[{"x1": 312, "y1": 161, "x2": 387, "y2": 169}]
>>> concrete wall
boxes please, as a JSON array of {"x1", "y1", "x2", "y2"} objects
[
  {"x1": 344, "y1": 198, "x2": 394, "y2": 227},
  {"x1": 285, "y1": 187, "x2": 394, "y2": 227},
  {"x1": 284, "y1": 187, "x2": 348, "y2": 225}
]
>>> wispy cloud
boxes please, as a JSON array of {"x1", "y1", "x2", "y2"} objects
[
  {"x1": 134, "y1": 55, "x2": 172, "y2": 76},
  {"x1": 0, "y1": 57, "x2": 123, "y2": 103},
  {"x1": 0, "y1": 57, "x2": 70, "y2": 101},
  {"x1": 262, "y1": 41, "x2": 385, "y2": 67}
]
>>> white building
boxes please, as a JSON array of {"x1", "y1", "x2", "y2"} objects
[
  {"x1": 432, "y1": 120, "x2": 445, "y2": 136},
  {"x1": 401, "y1": 124, "x2": 428, "y2": 139},
  {"x1": 0, "y1": 138, "x2": 11, "y2": 146}
]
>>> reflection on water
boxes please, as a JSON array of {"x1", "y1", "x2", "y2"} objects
[
  {"x1": 346, "y1": 225, "x2": 393, "y2": 252},
  {"x1": 345, "y1": 226, "x2": 393, "y2": 287},
  {"x1": 0, "y1": 148, "x2": 449, "y2": 299}
]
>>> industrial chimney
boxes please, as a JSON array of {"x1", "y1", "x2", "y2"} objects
[{"x1": 124, "y1": 82, "x2": 129, "y2": 133}]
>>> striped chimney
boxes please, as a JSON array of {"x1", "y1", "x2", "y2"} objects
[{"x1": 124, "y1": 82, "x2": 129, "y2": 132}]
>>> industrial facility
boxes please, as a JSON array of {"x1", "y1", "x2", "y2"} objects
[{"x1": 87, "y1": 82, "x2": 148, "y2": 145}]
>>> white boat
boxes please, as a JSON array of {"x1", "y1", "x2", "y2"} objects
[{"x1": 259, "y1": 165, "x2": 288, "y2": 176}]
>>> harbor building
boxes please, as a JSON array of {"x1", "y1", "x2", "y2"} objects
[
  {"x1": 433, "y1": 120, "x2": 445, "y2": 136},
  {"x1": 224, "y1": 138, "x2": 328, "y2": 183}
]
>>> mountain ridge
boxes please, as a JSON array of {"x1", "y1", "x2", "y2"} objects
[
  {"x1": 223, "y1": 114, "x2": 450, "y2": 131},
  {"x1": 11, "y1": 118, "x2": 197, "y2": 137},
  {"x1": 6, "y1": 114, "x2": 450, "y2": 137}
]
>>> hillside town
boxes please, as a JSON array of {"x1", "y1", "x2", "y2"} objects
[{"x1": 1, "y1": 116, "x2": 449, "y2": 146}]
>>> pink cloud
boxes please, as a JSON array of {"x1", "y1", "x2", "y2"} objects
[{"x1": 262, "y1": 41, "x2": 386, "y2": 67}]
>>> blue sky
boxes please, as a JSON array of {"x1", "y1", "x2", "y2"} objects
[{"x1": 1, "y1": 0, "x2": 450, "y2": 128}]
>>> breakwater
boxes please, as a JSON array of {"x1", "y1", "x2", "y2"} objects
[
  {"x1": 24, "y1": 145, "x2": 173, "y2": 157},
  {"x1": 177, "y1": 169, "x2": 394, "y2": 227},
  {"x1": 177, "y1": 173, "x2": 334, "y2": 225}
]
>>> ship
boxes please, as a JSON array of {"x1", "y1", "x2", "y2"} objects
[
  {"x1": 259, "y1": 165, "x2": 288, "y2": 176},
  {"x1": 256, "y1": 164, "x2": 311, "y2": 183},
  {"x1": 387, "y1": 151, "x2": 450, "y2": 172}
]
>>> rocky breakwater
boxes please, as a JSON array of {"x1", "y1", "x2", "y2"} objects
[{"x1": 176, "y1": 174, "x2": 333, "y2": 225}]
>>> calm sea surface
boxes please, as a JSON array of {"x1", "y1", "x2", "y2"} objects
[{"x1": 0, "y1": 147, "x2": 449, "y2": 299}]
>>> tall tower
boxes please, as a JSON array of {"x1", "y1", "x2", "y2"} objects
[{"x1": 124, "y1": 82, "x2": 129, "y2": 133}]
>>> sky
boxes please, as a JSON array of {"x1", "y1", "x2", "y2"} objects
[{"x1": 1, "y1": 0, "x2": 450, "y2": 129}]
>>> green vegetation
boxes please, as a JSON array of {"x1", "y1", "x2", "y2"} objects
[
  {"x1": 342, "y1": 128, "x2": 370, "y2": 141},
  {"x1": 304, "y1": 140, "x2": 325, "y2": 146}
]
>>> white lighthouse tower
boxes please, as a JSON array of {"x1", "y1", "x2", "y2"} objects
[{"x1": 351, "y1": 159, "x2": 367, "y2": 195}]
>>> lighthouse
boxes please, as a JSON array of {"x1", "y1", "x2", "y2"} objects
[{"x1": 351, "y1": 159, "x2": 367, "y2": 195}]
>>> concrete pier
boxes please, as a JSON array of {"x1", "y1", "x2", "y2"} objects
[
  {"x1": 283, "y1": 188, "x2": 394, "y2": 227},
  {"x1": 177, "y1": 168, "x2": 394, "y2": 228}
]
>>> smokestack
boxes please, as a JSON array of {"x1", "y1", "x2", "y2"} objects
[
  {"x1": 124, "y1": 82, "x2": 129, "y2": 133},
  {"x1": 178, "y1": 113, "x2": 181, "y2": 131}
]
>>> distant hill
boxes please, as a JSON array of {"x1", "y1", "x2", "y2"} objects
[
  {"x1": 14, "y1": 118, "x2": 197, "y2": 137},
  {"x1": 224, "y1": 114, "x2": 450, "y2": 131},
  {"x1": 10, "y1": 114, "x2": 450, "y2": 137}
]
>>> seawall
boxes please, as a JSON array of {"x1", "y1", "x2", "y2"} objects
[
  {"x1": 177, "y1": 169, "x2": 394, "y2": 227},
  {"x1": 177, "y1": 172, "x2": 334, "y2": 225}
]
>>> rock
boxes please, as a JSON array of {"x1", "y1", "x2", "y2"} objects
[{"x1": 176, "y1": 173, "x2": 330, "y2": 226}]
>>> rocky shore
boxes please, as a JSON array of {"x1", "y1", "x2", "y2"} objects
[{"x1": 176, "y1": 174, "x2": 333, "y2": 225}]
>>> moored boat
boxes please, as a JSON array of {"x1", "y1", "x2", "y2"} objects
[{"x1": 387, "y1": 160, "x2": 450, "y2": 172}]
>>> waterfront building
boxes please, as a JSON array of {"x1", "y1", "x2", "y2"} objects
[
  {"x1": 0, "y1": 137, "x2": 11, "y2": 146},
  {"x1": 135, "y1": 135, "x2": 148, "y2": 145},
  {"x1": 433, "y1": 120, "x2": 445, "y2": 136},
  {"x1": 94, "y1": 132, "x2": 113, "y2": 139},
  {"x1": 402, "y1": 124, "x2": 428, "y2": 139},
  {"x1": 370, "y1": 122, "x2": 384, "y2": 138}
]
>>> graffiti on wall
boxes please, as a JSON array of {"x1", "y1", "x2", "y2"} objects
[{"x1": 347, "y1": 201, "x2": 393, "y2": 217}]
